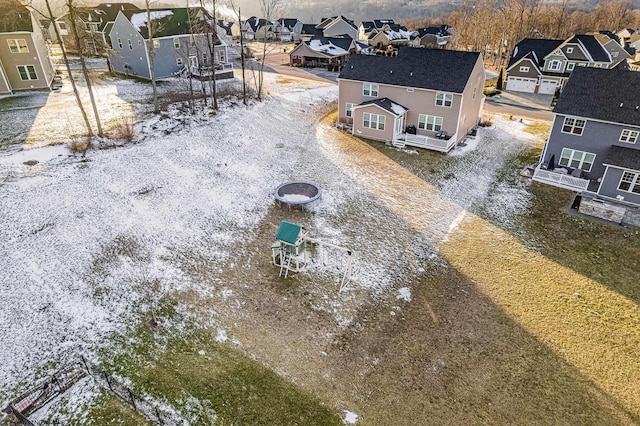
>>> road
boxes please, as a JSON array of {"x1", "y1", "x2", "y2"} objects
[{"x1": 484, "y1": 98, "x2": 553, "y2": 121}]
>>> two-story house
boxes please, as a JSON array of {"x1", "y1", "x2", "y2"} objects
[
  {"x1": 337, "y1": 47, "x2": 485, "y2": 152},
  {"x1": 411, "y1": 25, "x2": 454, "y2": 48},
  {"x1": 358, "y1": 20, "x2": 396, "y2": 41},
  {"x1": 506, "y1": 34, "x2": 629, "y2": 94},
  {"x1": 289, "y1": 35, "x2": 356, "y2": 68},
  {"x1": 367, "y1": 25, "x2": 412, "y2": 49},
  {"x1": 0, "y1": 0, "x2": 56, "y2": 95},
  {"x1": 316, "y1": 16, "x2": 357, "y2": 41},
  {"x1": 54, "y1": 3, "x2": 140, "y2": 56},
  {"x1": 533, "y1": 67, "x2": 640, "y2": 225},
  {"x1": 242, "y1": 17, "x2": 271, "y2": 41},
  {"x1": 276, "y1": 18, "x2": 301, "y2": 42},
  {"x1": 107, "y1": 7, "x2": 232, "y2": 80}
]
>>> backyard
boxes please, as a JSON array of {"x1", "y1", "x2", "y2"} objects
[{"x1": 0, "y1": 67, "x2": 639, "y2": 425}]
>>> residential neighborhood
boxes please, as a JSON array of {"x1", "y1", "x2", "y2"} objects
[{"x1": 1, "y1": 0, "x2": 640, "y2": 425}]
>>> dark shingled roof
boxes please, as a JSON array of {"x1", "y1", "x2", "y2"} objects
[
  {"x1": 356, "y1": 98, "x2": 407, "y2": 116},
  {"x1": 338, "y1": 47, "x2": 480, "y2": 93},
  {"x1": 554, "y1": 67, "x2": 640, "y2": 127},
  {"x1": 280, "y1": 18, "x2": 298, "y2": 30},
  {"x1": 604, "y1": 145, "x2": 640, "y2": 170},
  {"x1": 508, "y1": 38, "x2": 564, "y2": 68},
  {"x1": 0, "y1": 0, "x2": 33, "y2": 33},
  {"x1": 124, "y1": 8, "x2": 213, "y2": 39},
  {"x1": 567, "y1": 34, "x2": 610, "y2": 62},
  {"x1": 301, "y1": 23, "x2": 316, "y2": 35},
  {"x1": 360, "y1": 21, "x2": 374, "y2": 32},
  {"x1": 373, "y1": 19, "x2": 395, "y2": 29}
]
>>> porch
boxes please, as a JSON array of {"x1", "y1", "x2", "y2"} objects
[
  {"x1": 392, "y1": 131, "x2": 457, "y2": 153},
  {"x1": 189, "y1": 63, "x2": 234, "y2": 78},
  {"x1": 532, "y1": 166, "x2": 589, "y2": 191}
]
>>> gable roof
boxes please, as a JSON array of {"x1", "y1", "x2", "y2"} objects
[
  {"x1": 412, "y1": 25, "x2": 451, "y2": 39},
  {"x1": 317, "y1": 16, "x2": 356, "y2": 31},
  {"x1": 554, "y1": 67, "x2": 640, "y2": 127},
  {"x1": 297, "y1": 36, "x2": 352, "y2": 57},
  {"x1": 360, "y1": 21, "x2": 374, "y2": 32},
  {"x1": 245, "y1": 16, "x2": 268, "y2": 32},
  {"x1": 279, "y1": 18, "x2": 298, "y2": 29},
  {"x1": 217, "y1": 19, "x2": 233, "y2": 36},
  {"x1": 96, "y1": 3, "x2": 140, "y2": 25},
  {"x1": 508, "y1": 38, "x2": 564, "y2": 69},
  {"x1": 301, "y1": 23, "x2": 316, "y2": 35},
  {"x1": 566, "y1": 34, "x2": 610, "y2": 62},
  {"x1": 373, "y1": 19, "x2": 395, "y2": 29},
  {"x1": 123, "y1": 8, "x2": 212, "y2": 39},
  {"x1": 338, "y1": 47, "x2": 481, "y2": 93},
  {"x1": 354, "y1": 98, "x2": 408, "y2": 117},
  {"x1": 0, "y1": 0, "x2": 32, "y2": 33}
]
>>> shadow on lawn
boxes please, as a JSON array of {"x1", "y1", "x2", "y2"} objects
[{"x1": 0, "y1": 93, "x2": 47, "y2": 150}]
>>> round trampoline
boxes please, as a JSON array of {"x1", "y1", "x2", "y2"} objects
[{"x1": 274, "y1": 181, "x2": 322, "y2": 206}]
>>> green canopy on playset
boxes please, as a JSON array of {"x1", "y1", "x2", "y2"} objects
[{"x1": 275, "y1": 221, "x2": 303, "y2": 245}]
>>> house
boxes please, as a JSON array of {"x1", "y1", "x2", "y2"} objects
[
  {"x1": 532, "y1": 67, "x2": 640, "y2": 224},
  {"x1": 107, "y1": 7, "x2": 232, "y2": 80},
  {"x1": 242, "y1": 17, "x2": 271, "y2": 41},
  {"x1": 617, "y1": 28, "x2": 639, "y2": 47},
  {"x1": 315, "y1": 16, "x2": 357, "y2": 41},
  {"x1": 276, "y1": 18, "x2": 301, "y2": 42},
  {"x1": 289, "y1": 35, "x2": 355, "y2": 68},
  {"x1": 358, "y1": 19, "x2": 396, "y2": 41},
  {"x1": 0, "y1": 0, "x2": 56, "y2": 94},
  {"x1": 337, "y1": 47, "x2": 485, "y2": 152},
  {"x1": 367, "y1": 27, "x2": 412, "y2": 49},
  {"x1": 411, "y1": 25, "x2": 453, "y2": 48},
  {"x1": 298, "y1": 23, "x2": 317, "y2": 42},
  {"x1": 505, "y1": 34, "x2": 630, "y2": 94},
  {"x1": 54, "y1": 3, "x2": 140, "y2": 56}
]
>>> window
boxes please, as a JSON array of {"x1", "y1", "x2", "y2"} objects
[
  {"x1": 473, "y1": 86, "x2": 477, "y2": 99},
  {"x1": 17, "y1": 65, "x2": 37, "y2": 80},
  {"x1": 58, "y1": 22, "x2": 67, "y2": 31},
  {"x1": 7, "y1": 39, "x2": 28, "y2": 53},
  {"x1": 559, "y1": 148, "x2": 595, "y2": 171},
  {"x1": 176, "y1": 57, "x2": 183, "y2": 66},
  {"x1": 620, "y1": 129, "x2": 639, "y2": 143},
  {"x1": 548, "y1": 60, "x2": 561, "y2": 71},
  {"x1": 173, "y1": 38, "x2": 180, "y2": 49},
  {"x1": 567, "y1": 63, "x2": 575, "y2": 71},
  {"x1": 566, "y1": 47, "x2": 574, "y2": 54},
  {"x1": 127, "y1": 39, "x2": 133, "y2": 49},
  {"x1": 219, "y1": 50, "x2": 225, "y2": 63},
  {"x1": 201, "y1": 52, "x2": 208, "y2": 66},
  {"x1": 612, "y1": 51, "x2": 619, "y2": 58},
  {"x1": 363, "y1": 83, "x2": 378, "y2": 97},
  {"x1": 418, "y1": 114, "x2": 443, "y2": 131},
  {"x1": 345, "y1": 103, "x2": 354, "y2": 117},
  {"x1": 436, "y1": 92, "x2": 453, "y2": 107},
  {"x1": 153, "y1": 39, "x2": 160, "y2": 48},
  {"x1": 117, "y1": 37, "x2": 122, "y2": 48},
  {"x1": 618, "y1": 171, "x2": 640, "y2": 194},
  {"x1": 406, "y1": 88, "x2": 414, "y2": 92},
  {"x1": 519, "y1": 66, "x2": 529, "y2": 72},
  {"x1": 363, "y1": 112, "x2": 385, "y2": 130},
  {"x1": 562, "y1": 117, "x2": 586, "y2": 135}
]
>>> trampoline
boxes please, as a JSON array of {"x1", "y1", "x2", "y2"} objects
[{"x1": 274, "y1": 181, "x2": 322, "y2": 206}]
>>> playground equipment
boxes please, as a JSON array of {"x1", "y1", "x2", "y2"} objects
[
  {"x1": 271, "y1": 221, "x2": 354, "y2": 291},
  {"x1": 274, "y1": 181, "x2": 321, "y2": 207}
]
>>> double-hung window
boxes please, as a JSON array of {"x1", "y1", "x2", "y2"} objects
[
  {"x1": 548, "y1": 60, "x2": 561, "y2": 71},
  {"x1": 363, "y1": 113, "x2": 385, "y2": 130},
  {"x1": 559, "y1": 148, "x2": 595, "y2": 171},
  {"x1": 418, "y1": 114, "x2": 443, "y2": 131},
  {"x1": 345, "y1": 103, "x2": 354, "y2": 118},
  {"x1": 7, "y1": 39, "x2": 28, "y2": 53},
  {"x1": 17, "y1": 65, "x2": 37, "y2": 80},
  {"x1": 620, "y1": 129, "x2": 639, "y2": 143},
  {"x1": 618, "y1": 171, "x2": 640, "y2": 194},
  {"x1": 173, "y1": 38, "x2": 180, "y2": 49},
  {"x1": 561, "y1": 117, "x2": 585, "y2": 135},
  {"x1": 117, "y1": 37, "x2": 122, "y2": 48},
  {"x1": 519, "y1": 66, "x2": 529, "y2": 72},
  {"x1": 435, "y1": 92, "x2": 452, "y2": 107},
  {"x1": 363, "y1": 83, "x2": 378, "y2": 97},
  {"x1": 127, "y1": 39, "x2": 133, "y2": 49}
]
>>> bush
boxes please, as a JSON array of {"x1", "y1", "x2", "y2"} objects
[
  {"x1": 484, "y1": 88, "x2": 501, "y2": 97},
  {"x1": 68, "y1": 136, "x2": 93, "y2": 157}
]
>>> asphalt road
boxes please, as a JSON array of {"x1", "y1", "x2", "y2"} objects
[{"x1": 484, "y1": 98, "x2": 553, "y2": 121}]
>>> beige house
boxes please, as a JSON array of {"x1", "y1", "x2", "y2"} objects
[
  {"x1": 0, "y1": 0, "x2": 55, "y2": 94},
  {"x1": 337, "y1": 47, "x2": 485, "y2": 152}
]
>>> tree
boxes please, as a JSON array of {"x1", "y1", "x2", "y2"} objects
[
  {"x1": 144, "y1": 0, "x2": 160, "y2": 114},
  {"x1": 201, "y1": 0, "x2": 218, "y2": 111},
  {"x1": 228, "y1": 1, "x2": 247, "y2": 105},
  {"x1": 67, "y1": 0, "x2": 103, "y2": 137},
  {"x1": 496, "y1": 68, "x2": 504, "y2": 90},
  {"x1": 255, "y1": 0, "x2": 286, "y2": 100}
]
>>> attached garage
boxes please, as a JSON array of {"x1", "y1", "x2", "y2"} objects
[
  {"x1": 506, "y1": 76, "x2": 537, "y2": 93},
  {"x1": 538, "y1": 79, "x2": 558, "y2": 95}
]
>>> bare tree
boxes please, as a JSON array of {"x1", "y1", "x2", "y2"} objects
[
  {"x1": 67, "y1": 0, "x2": 103, "y2": 137},
  {"x1": 201, "y1": 0, "x2": 218, "y2": 110},
  {"x1": 228, "y1": 1, "x2": 247, "y2": 105},
  {"x1": 144, "y1": 0, "x2": 160, "y2": 114},
  {"x1": 255, "y1": 0, "x2": 286, "y2": 100}
]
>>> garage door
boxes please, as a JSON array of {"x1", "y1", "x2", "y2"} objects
[
  {"x1": 506, "y1": 76, "x2": 536, "y2": 93},
  {"x1": 538, "y1": 79, "x2": 557, "y2": 95}
]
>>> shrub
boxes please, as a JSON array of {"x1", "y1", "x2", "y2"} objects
[{"x1": 68, "y1": 136, "x2": 93, "y2": 157}]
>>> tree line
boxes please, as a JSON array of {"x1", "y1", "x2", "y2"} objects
[{"x1": 399, "y1": 0, "x2": 640, "y2": 69}]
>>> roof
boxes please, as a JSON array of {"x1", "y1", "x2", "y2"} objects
[
  {"x1": 566, "y1": 34, "x2": 610, "y2": 62},
  {"x1": 123, "y1": 8, "x2": 212, "y2": 39},
  {"x1": 412, "y1": 26, "x2": 451, "y2": 40},
  {"x1": 554, "y1": 67, "x2": 640, "y2": 127},
  {"x1": 355, "y1": 98, "x2": 408, "y2": 116},
  {"x1": 508, "y1": 38, "x2": 564, "y2": 68},
  {"x1": 373, "y1": 19, "x2": 395, "y2": 29},
  {"x1": 604, "y1": 145, "x2": 640, "y2": 170},
  {"x1": 360, "y1": 21, "x2": 374, "y2": 32},
  {"x1": 217, "y1": 19, "x2": 233, "y2": 36},
  {"x1": 0, "y1": 0, "x2": 32, "y2": 33},
  {"x1": 301, "y1": 23, "x2": 316, "y2": 35},
  {"x1": 302, "y1": 36, "x2": 352, "y2": 57},
  {"x1": 338, "y1": 47, "x2": 481, "y2": 93},
  {"x1": 97, "y1": 3, "x2": 139, "y2": 24},
  {"x1": 276, "y1": 221, "x2": 303, "y2": 245},
  {"x1": 245, "y1": 16, "x2": 269, "y2": 32},
  {"x1": 280, "y1": 18, "x2": 298, "y2": 29},
  {"x1": 317, "y1": 16, "x2": 356, "y2": 31}
]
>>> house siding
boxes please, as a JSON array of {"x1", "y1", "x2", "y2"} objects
[
  {"x1": 457, "y1": 55, "x2": 485, "y2": 137},
  {"x1": 0, "y1": 62, "x2": 10, "y2": 94},
  {"x1": 561, "y1": 44, "x2": 588, "y2": 61},
  {"x1": 543, "y1": 53, "x2": 567, "y2": 72},
  {"x1": 351, "y1": 105, "x2": 395, "y2": 141},
  {"x1": 323, "y1": 20, "x2": 357, "y2": 40},
  {"x1": 0, "y1": 33, "x2": 51, "y2": 91},
  {"x1": 543, "y1": 115, "x2": 640, "y2": 183},
  {"x1": 30, "y1": 14, "x2": 56, "y2": 85},
  {"x1": 507, "y1": 58, "x2": 540, "y2": 78},
  {"x1": 108, "y1": 14, "x2": 150, "y2": 78},
  {"x1": 599, "y1": 166, "x2": 640, "y2": 205}
]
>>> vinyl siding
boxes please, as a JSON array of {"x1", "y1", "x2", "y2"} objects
[
  {"x1": 599, "y1": 166, "x2": 640, "y2": 205},
  {"x1": 0, "y1": 33, "x2": 51, "y2": 91}
]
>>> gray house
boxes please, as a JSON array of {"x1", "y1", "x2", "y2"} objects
[
  {"x1": 107, "y1": 7, "x2": 232, "y2": 80},
  {"x1": 533, "y1": 67, "x2": 640, "y2": 224}
]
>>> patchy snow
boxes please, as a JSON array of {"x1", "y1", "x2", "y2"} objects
[
  {"x1": 307, "y1": 39, "x2": 349, "y2": 56},
  {"x1": 129, "y1": 11, "x2": 174, "y2": 31},
  {"x1": 396, "y1": 287, "x2": 411, "y2": 302},
  {"x1": 215, "y1": 329, "x2": 228, "y2": 343},
  {"x1": 281, "y1": 193, "x2": 311, "y2": 202},
  {"x1": 390, "y1": 102, "x2": 407, "y2": 116},
  {"x1": 343, "y1": 410, "x2": 359, "y2": 424}
]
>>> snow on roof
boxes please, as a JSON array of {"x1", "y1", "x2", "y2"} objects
[
  {"x1": 129, "y1": 10, "x2": 173, "y2": 31},
  {"x1": 390, "y1": 102, "x2": 407, "y2": 116},
  {"x1": 308, "y1": 39, "x2": 348, "y2": 56},
  {"x1": 383, "y1": 29, "x2": 412, "y2": 41}
]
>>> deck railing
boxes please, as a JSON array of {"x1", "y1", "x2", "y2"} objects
[
  {"x1": 532, "y1": 167, "x2": 590, "y2": 191},
  {"x1": 393, "y1": 132, "x2": 457, "y2": 152}
]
